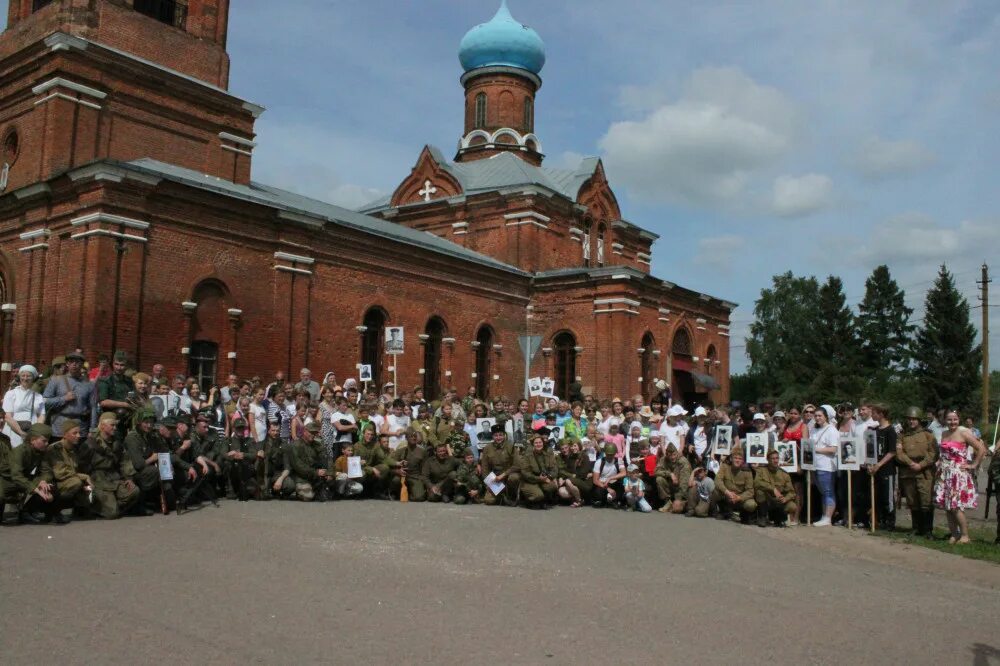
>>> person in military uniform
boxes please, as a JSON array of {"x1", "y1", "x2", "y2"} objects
[
  {"x1": 388, "y1": 428, "x2": 429, "y2": 502},
  {"x1": 568, "y1": 440, "x2": 595, "y2": 504},
  {"x1": 354, "y1": 425, "x2": 390, "y2": 498},
  {"x1": 226, "y1": 418, "x2": 260, "y2": 501},
  {"x1": 710, "y1": 447, "x2": 757, "y2": 523},
  {"x1": 97, "y1": 350, "x2": 136, "y2": 438},
  {"x1": 895, "y1": 406, "x2": 939, "y2": 537},
  {"x1": 1, "y1": 424, "x2": 66, "y2": 524},
  {"x1": 754, "y1": 449, "x2": 797, "y2": 527},
  {"x1": 431, "y1": 401, "x2": 458, "y2": 453},
  {"x1": 411, "y1": 403, "x2": 436, "y2": 448},
  {"x1": 287, "y1": 421, "x2": 329, "y2": 501},
  {"x1": 655, "y1": 444, "x2": 691, "y2": 513},
  {"x1": 554, "y1": 439, "x2": 582, "y2": 506},
  {"x1": 518, "y1": 433, "x2": 559, "y2": 509},
  {"x1": 452, "y1": 449, "x2": 484, "y2": 505},
  {"x1": 46, "y1": 419, "x2": 94, "y2": 516},
  {"x1": 478, "y1": 423, "x2": 519, "y2": 506},
  {"x1": 124, "y1": 406, "x2": 176, "y2": 512},
  {"x1": 260, "y1": 418, "x2": 292, "y2": 499},
  {"x1": 422, "y1": 443, "x2": 459, "y2": 502},
  {"x1": 77, "y1": 412, "x2": 141, "y2": 518}
]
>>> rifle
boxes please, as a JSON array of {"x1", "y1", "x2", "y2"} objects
[{"x1": 399, "y1": 460, "x2": 409, "y2": 502}]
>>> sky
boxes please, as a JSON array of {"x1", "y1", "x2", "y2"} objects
[{"x1": 7, "y1": 1, "x2": 1000, "y2": 372}]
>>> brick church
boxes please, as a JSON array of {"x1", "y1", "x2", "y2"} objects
[{"x1": 0, "y1": 0, "x2": 734, "y2": 405}]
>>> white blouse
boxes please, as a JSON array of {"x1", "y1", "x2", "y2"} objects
[{"x1": 2, "y1": 385, "x2": 46, "y2": 448}]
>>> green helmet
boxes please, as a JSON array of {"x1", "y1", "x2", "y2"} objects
[
  {"x1": 135, "y1": 406, "x2": 156, "y2": 422},
  {"x1": 604, "y1": 443, "x2": 617, "y2": 457},
  {"x1": 905, "y1": 406, "x2": 923, "y2": 420}
]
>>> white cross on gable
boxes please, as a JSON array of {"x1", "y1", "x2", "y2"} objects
[{"x1": 418, "y1": 179, "x2": 438, "y2": 202}]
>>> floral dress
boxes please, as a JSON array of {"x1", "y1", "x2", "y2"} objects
[
  {"x1": 318, "y1": 401, "x2": 337, "y2": 459},
  {"x1": 934, "y1": 440, "x2": 977, "y2": 510}
]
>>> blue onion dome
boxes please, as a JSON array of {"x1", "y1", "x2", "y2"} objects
[{"x1": 459, "y1": 1, "x2": 546, "y2": 75}]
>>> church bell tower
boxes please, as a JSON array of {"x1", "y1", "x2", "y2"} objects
[{"x1": 455, "y1": 1, "x2": 546, "y2": 166}]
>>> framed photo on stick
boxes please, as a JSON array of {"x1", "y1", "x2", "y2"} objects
[
  {"x1": 774, "y1": 440, "x2": 798, "y2": 473},
  {"x1": 712, "y1": 425, "x2": 733, "y2": 456},
  {"x1": 800, "y1": 438, "x2": 815, "y2": 471},
  {"x1": 837, "y1": 432, "x2": 861, "y2": 471},
  {"x1": 862, "y1": 429, "x2": 878, "y2": 465},
  {"x1": 745, "y1": 432, "x2": 768, "y2": 465}
]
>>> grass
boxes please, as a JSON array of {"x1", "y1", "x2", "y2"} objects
[{"x1": 876, "y1": 525, "x2": 1000, "y2": 565}]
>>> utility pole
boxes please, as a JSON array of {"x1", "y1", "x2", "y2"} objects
[{"x1": 978, "y1": 263, "x2": 991, "y2": 429}]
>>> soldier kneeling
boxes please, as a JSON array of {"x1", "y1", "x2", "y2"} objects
[{"x1": 754, "y1": 450, "x2": 797, "y2": 527}]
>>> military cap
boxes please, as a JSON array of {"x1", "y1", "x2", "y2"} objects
[
  {"x1": 665, "y1": 443, "x2": 678, "y2": 454},
  {"x1": 195, "y1": 413, "x2": 211, "y2": 424},
  {"x1": 535, "y1": 426, "x2": 550, "y2": 437},
  {"x1": 175, "y1": 413, "x2": 191, "y2": 426},
  {"x1": 430, "y1": 400, "x2": 442, "y2": 410},
  {"x1": 603, "y1": 442, "x2": 617, "y2": 457},
  {"x1": 51, "y1": 355, "x2": 66, "y2": 367},
  {"x1": 99, "y1": 412, "x2": 119, "y2": 425},
  {"x1": 905, "y1": 406, "x2": 923, "y2": 420},
  {"x1": 136, "y1": 406, "x2": 157, "y2": 422},
  {"x1": 231, "y1": 417, "x2": 248, "y2": 430},
  {"x1": 491, "y1": 423, "x2": 506, "y2": 434},
  {"x1": 544, "y1": 410, "x2": 558, "y2": 419},
  {"x1": 27, "y1": 423, "x2": 52, "y2": 440},
  {"x1": 304, "y1": 421, "x2": 322, "y2": 434},
  {"x1": 113, "y1": 350, "x2": 128, "y2": 363},
  {"x1": 159, "y1": 416, "x2": 178, "y2": 429},
  {"x1": 65, "y1": 350, "x2": 85, "y2": 362},
  {"x1": 61, "y1": 418, "x2": 82, "y2": 432}
]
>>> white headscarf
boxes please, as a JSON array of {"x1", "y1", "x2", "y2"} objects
[{"x1": 18, "y1": 365, "x2": 38, "y2": 379}]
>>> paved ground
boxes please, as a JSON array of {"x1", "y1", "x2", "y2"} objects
[{"x1": 2, "y1": 501, "x2": 998, "y2": 665}]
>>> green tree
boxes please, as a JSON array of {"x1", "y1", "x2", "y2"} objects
[
  {"x1": 912, "y1": 265, "x2": 982, "y2": 411},
  {"x1": 856, "y1": 265, "x2": 914, "y2": 392},
  {"x1": 806, "y1": 276, "x2": 864, "y2": 402},
  {"x1": 746, "y1": 272, "x2": 820, "y2": 405}
]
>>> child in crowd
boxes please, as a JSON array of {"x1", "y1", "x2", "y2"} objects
[
  {"x1": 686, "y1": 467, "x2": 715, "y2": 517},
  {"x1": 623, "y1": 464, "x2": 651, "y2": 513},
  {"x1": 332, "y1": 443, "x2": 363, "y2": 498},
  {"x1": 453, "y1": 450, "x2": 484, "y2": 505},
  {"x1": 605, "y1": 422, "x2": 626, "y2": 460}
]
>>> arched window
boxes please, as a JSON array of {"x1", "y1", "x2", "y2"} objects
[
  {"x1": 475, "y1": 325, "x2": 495, "y2": 399},
  {"x1": 553, "y1": 331, "x2": 577, "y2": 400},
  {"x1": 706, "y1": 344, "x2": 718, "y2": 374},
  {"x1": 361, "y1": 307, "x2": 388, "y2": 387},
  {"x1": 641, "y1": 332, "x2": 656, "y2": 399},
  {"x1": 523, "y1": 96, "x2": 533, "y2": 131},
  {"x1": 583, "y1": 222, "x2": 592, "y2": 267},
  {"x1": 423, "y1": 316, "x2": 447, "y2": 400},
  {"x1": 597, "y1": 224, "x2": 606, "y2": 266},
  {"x1": 474, "y1": 93, "x2": 487, "y2": 129},
  {"x1": 672, "y1": 328, "x2": 692, "y2": 357},
  {"x1": 188, "y1": 340, "x2": 218, "y2": 393}
]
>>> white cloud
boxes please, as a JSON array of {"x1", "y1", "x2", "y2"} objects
[
  {"x1": 599, "y1": 67, "x2": 797, "y2": 207},
  {"x1": 694, "y1": 235, "x2": 744, "y2": 273},
  {"x1": 855, "y1": 212, "x2": 998, "y2": 265},
  {"x1": 853, "y1": 136, "x2": 935, "y2": 178},
  {"x1": 771, "y1": 173, "x2": 834, "y2": 217}
]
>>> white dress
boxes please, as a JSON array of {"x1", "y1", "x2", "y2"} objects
[{"x1": 2, "y1": 385, "x2": 46, "y2": 448}]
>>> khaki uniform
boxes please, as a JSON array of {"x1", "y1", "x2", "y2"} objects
[
  {"x1": 570, "y1": 452, "x2": 595, "y2": 500},
  {"x1": 895, "y1": 429, "x2": 937, "y2": 511},
  {"x1": 478, "y1": 439, "x2": 520, "y2": 505},
  {"x1": 655, "y1": 455, "x2": 692, "y2": 506},
  {"x1": 711, "y1": 461, "x2": 757, "y2": 516},
  {"x1": 430, "y1": 417, "x2": 457, "y2": 451},
  {"x1": 47, "y1": 440, "x2": 92, "y2": 509},
  {"x1": 421, "y1": 455, "x2": 459, "y2": 501},
  {"x1": 354, "y1": 439, "x2": 390, "y2": 495},
  {"x1": 287, "y1": 437, "x2": 328, "y2": 501},
  {"x1": 519, "y1": 448, "x2": 559, "y2": 506},
  {"x1": 754, "y1": 465, "x2": 797, "y2": 523},
  {"x1": 411, "y1": 419, "x2": 436, "y2": 448},
  {"x1": 389, "y1": 444, "x2": 429, "y2": 502},
  {"x1": 452, "y1": 462, "x2": 484, "y2": 504},
  {"x1": 78, "y1": 432, "x2": 139, "y2": 519}
]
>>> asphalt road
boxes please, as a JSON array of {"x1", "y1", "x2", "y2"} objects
[{"x1": 1, "y1": 501, "x2": 998, "y2": 665}]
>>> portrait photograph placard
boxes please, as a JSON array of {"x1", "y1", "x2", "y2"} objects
[
  {"x1": 505, "y1": 417, "x2": 525, "y2": 445},
  {"x1": 712, "y1": 425, "x2": 733, "y2": 456},
  {"x1": 800, "y1": 438, "x2": 816, "y2": 471},
  {"x1": 540, "y1": 377, "x2": 555, "y2": 399},
  {"x1": 745, "y1": 432, "x2": 769, "y2": 465},
  {"x1": 775, "y1": 440, "x2": 798, "y2": 473},
  {"x1": 384, "y1": 326, "x2": 404, "y2": 355},
  {"x1": 863, "y1": 429, "x2": 878, "y2": 465},
  {"x1": 358, "y1": 364, "x2": 373, "y2": 382},
  {"x1": 528, "y1": 377, "x2": 543, "y2": 397},
  {"x1": 475, "y1": 417, "x2": 496, "y2": 446},
  {"x1": 837, "y1": 433, "x2": 861, "y2": 471}
]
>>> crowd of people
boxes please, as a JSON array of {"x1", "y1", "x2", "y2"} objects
[{"x1": 1, "y1": 350, "x2": 996, "y2": 547}]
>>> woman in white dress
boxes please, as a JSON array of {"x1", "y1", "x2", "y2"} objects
[{"x1": 2, "y1": 365, "x2": 46, "y2": 447}]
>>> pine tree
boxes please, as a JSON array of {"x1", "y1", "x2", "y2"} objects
[
  {"x1": 912, "y1": 265, "x2": 982, "y2": 411},
  {"x1": 857, "y1": 265, "x2": 914, "y2": 391},
  {"x1": 806, "y1": 276, "x2": 863, "y2": 402}
]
